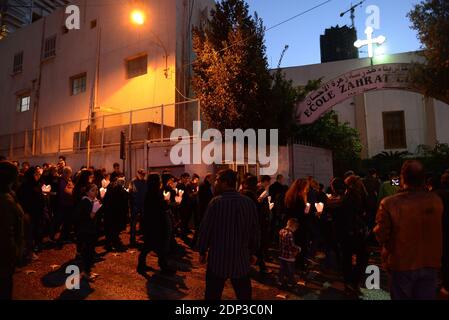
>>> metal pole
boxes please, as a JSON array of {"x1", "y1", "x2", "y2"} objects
[
  {"x1": 101, "y1": 116, "x2": 105, "y2": 148},
  {"x1": 9, "y1": 134, "x2": 13, "y2": 159},
  {"x1": 128, "y1": 111, "x2": 133, "y2": 180},
  {"x1": 32, "y1": 17, "x2": 47, "y2": 156},
  {"x1": 24, "y1": 130, "x2": 28, "y2": 156},
  {"x1": 144, "y1": 140, "x2": 149, "y2": 172},
  {"x1": 86, "y1": 130, "x2": 91, "y2": 167},
  {"x1": 58, "y1": 125, "x2": 61, "y2": 154},
  {"x1": 87, "y1": 24, "x2": 102, "y2": 167},
  {"x1": 78, "y1": 121, "x2": 82, "y2": 151},
  {"x1": 160, "y1": 104, "x2": 164, "y2": 142}
]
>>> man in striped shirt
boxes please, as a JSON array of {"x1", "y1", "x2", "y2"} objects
[{"x1": 198, "y1": 169, "x2": 260, "y2": 300}]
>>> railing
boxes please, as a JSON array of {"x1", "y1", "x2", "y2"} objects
[{"x1": 0, "y1": 100, "x2": 200, "y2": 159}]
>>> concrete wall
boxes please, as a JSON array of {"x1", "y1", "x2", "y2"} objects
[
  {"x1": 291, "y1": 144, "x2": 334, "y2": 187},
  {"x1": 14, "y1": 141, "x2": 333, "y2": 187},
  {"x1": 435, "y1": 99, "x2": 449, "y2": 144}
]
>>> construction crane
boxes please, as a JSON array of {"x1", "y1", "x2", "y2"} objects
[
  {"x1": 340, "y1": 1, "x2": 365, "y2": 29},
  {"x1": 277, "y1": 45, "x2": 289, "y2": 69}
]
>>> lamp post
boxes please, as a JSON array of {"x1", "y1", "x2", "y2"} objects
[
  {"x1": 86, "y1": 21, "x2": 102, "y2": 168},
  {"x1": 130, "y1": 9, "x2": 169, "y2": 78}
]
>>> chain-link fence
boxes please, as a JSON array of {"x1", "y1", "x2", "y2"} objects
[{"x1": 0, "y1": 100, "x2": 200, "y2": 159}]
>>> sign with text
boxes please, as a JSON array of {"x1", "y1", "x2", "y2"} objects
[{"x1": 296, "y1": 63, "x2": 413, "y2": 125}]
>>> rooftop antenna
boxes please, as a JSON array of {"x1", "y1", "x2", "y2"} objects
[{"x1": 340, "y1": 0, "x2": 365, "y2": 29}]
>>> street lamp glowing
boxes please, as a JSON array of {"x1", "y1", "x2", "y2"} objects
[{"x1": 131, "y1": 10, "x2": 145, "y2": 25}]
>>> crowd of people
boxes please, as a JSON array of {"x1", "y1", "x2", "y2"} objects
[{"x1": 0, "y1": 154, "x2": 448, "y2": 301}]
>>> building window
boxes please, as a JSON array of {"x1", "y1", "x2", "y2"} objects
[
  {"x1": 383, "y1": 111, "x2": 407, "y2": 149},
  {"x1": 43, "y1": 35, "x2": 57, "y2": 59},
  {"x1": 17, "y1": 94, "x2": 31, "y2": 112},
  {"x1": 70, "y1": 73, "x2": 87, "y2": 96},
  {"x1": 13, "y1": 51, "x2": 23, "y2": 73},
  {"x1": 126, "y1": 54, "x2": 147, "y2": 79}
]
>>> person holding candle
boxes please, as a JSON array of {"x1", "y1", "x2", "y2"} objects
[
  {"x1": 137, "y1": 173, "x2": 175, "y2": 276},
  {"x1": 77, "y1": 184, "x2": 101, "y2": 282},
  {"x1": 339, "y1": 175, "x2": 369, "y2": 296},
  {"x1": 284, "y1": 179, "x2": 310, "y2": 271},
  {"x1": 242, "y1": 175, "x2": 271, "y2": 274}
]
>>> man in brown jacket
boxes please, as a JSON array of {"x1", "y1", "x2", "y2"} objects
[{"x1": 374, "y1": 160, "x2": 443, "y2": 300}]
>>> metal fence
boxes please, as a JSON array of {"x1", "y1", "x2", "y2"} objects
[{"x1": 0, "y1": 100, "x2": 200, "y2": 159}]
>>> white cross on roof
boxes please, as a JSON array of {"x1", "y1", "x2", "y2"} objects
[{"x1": 354, "y1": 26, "x2": 386, "y2": 58}]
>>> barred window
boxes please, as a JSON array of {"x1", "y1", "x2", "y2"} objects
[
  {"x1": 13, "y1": 51, "x2": 23, "y2": 73},
  {"x1": 383, "y1": 111, "x2": 407, "y2": 149},
  {"x1": 43, "y1": 35, "x2": 57, "y2": 59},
  {"x1": 70, "y1": 73, "x2": 87, "y2": 96},
  {"x1": 17, "y1": 95, "x2": 31, "y2": 112},
  {"x1": 126, "y1": 54, "x2": 148, "y2": 79}
]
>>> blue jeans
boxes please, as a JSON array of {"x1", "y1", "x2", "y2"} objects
[{"x1": 390, "y1": 268, "x2": 438, "y2": 300}]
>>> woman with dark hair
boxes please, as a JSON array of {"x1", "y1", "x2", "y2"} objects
[
  {"x1": 93, "y1": 169, "x2": 105, "y2": 191},
  {"x1": 338, "y1": 175, "x2": 369, "y2": 296},
  {"x1": 324, "y1": 178, "x2": 346, "y2": 270},
  {"x1": 43, "y1": 165, "x2": 60, "y2": 241},
  {"x1": 17, "y1": 166, "x2": 46, "y2": 257},
  {"x1": 137, "y1": 173, "x2": 175, "y2": 275},
  {"x1": 72, "y1": 169, "x2": 94, "y2": 256},
  {"x1": 241, "y1": 174, "x2": 270, "y2": 274},
  {"x1": 73, "y1": 169, "x2": 94, "y2": 205},
  {"x1": 284, "y1": 179, "x2": 309, "y2": 221},
  {"x1": 76, "y1": 183, "x2": 101, "y2": 281},
  {"x1": 161, "y1": 173, "x2": 181, "y2": 253},
  {"x1": 0, "y1": 161, "x2": 24, "y2": 299},
  {"x1": 102, "y1": 177, "x2": 129, "y2": 252},
  {"x1": 284, "y1": 179, "x2": 310, "y2": 270}
]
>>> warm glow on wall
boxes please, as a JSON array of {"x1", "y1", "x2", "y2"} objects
[
  {"x1": 131, "y1": 10, "x2": 146, "y2": 25},
  {"x1": 98, "y1": 62, "x2": 176, "y2": 127}
]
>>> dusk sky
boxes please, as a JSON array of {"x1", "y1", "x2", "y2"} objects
[{"x1": 245, "y1": 0, "x2": 423, "y2": 68}]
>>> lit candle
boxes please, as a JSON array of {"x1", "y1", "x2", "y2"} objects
[
  {"x1": 305, "y1": 203, "x2": 311, "y2": 214},
  {"x1": 315, "y1": 202, "x2": 324, "y2": 214}
]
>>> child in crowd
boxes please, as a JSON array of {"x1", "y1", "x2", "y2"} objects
[{"x1": 278, "y1": 218, "x2": 301, "y2": 287}]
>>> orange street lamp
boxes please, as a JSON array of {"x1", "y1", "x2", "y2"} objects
[
  {"x1": 131, "y1": 10, "x2": 145, "y2": 25},
  {"x1": 130, "y1": 8, "x2": 169, "y2": 78}
]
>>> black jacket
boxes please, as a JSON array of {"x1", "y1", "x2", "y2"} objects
[
  {"x1": 77, "y1": 197, "x2": 97, "y2": 235},
  {"x1": 142, "y1": 190, "x2": 171, "y2": 253},
  {"x1": 198, "y1": 181, "x2": 213, "y2": 221},
  {"x1": 102, "y1": 184, "x2": 129, "y2": 231},
  {"x1": 17, "y1": 180, "x2": 45, "y2": 219}
]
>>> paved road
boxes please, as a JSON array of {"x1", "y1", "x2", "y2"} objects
[{"x1": 13, "y1": 232, "x2": 390, "y2": 300}]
